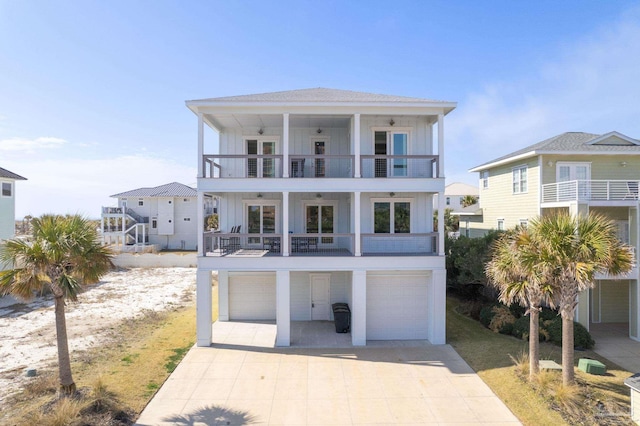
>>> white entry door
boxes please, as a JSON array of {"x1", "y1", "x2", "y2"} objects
[{"x1": 311, "y1": 274, "x2": 330, "y2": 320}]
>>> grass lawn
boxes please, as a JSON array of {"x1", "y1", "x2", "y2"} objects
[{"x1": 447, "y1": 296, "x2": 633, "y2": 425}]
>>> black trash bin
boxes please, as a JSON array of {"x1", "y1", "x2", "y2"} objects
[{"x1": 332, "y1": 303, "x2": 351, "y2": 333}]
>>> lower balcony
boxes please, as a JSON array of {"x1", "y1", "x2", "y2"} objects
[{"x1": 202, "y1": 232, "x2": 438, "y2": 257}]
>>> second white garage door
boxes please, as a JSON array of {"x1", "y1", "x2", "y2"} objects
[
  {"x1": 229, "y1": 274, "x2": 276, "y2": 320},
  {"x1": 367, "y1": 274, "x2": 429, "y2": 340}
]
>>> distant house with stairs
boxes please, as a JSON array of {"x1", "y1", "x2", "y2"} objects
[
  {"x1": 101, "y1": 182, "x2": 214, "y2": 251},
  {"x1": 0, "y1": 166, "x2": 27, "y2": 271}
]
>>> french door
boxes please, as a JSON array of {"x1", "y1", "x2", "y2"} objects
[
  {"x1": 557, "y1": 162, "x2": 590, "y2": 200},
  {"x1": 374, "y1": 131, "x2": 409, "y2": 177},
  {"x1": 247, "y1": 204, "x2": 277, "y2": 245},
  {"x1": 247, "y1": 139, "x2": 277, "y2": 178},
  {"x1": 306, "y1": 203, "x2": 335, "y2": 244}
]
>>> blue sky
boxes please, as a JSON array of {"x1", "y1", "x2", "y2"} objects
[{"x1": 1, "y1": 1, "x2": 639, "y2": 218}]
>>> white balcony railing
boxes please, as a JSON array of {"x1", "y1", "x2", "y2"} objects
[
  {"x1": 361, "y1": 233, "x2": 438, "y2": 256},
  {"x1": 202, "y1": 154, "x2": 440, "y2": 179},
  {"x1": 360, "y1": 155, "x2": 438, "y2": 178},
  {"x1": 542, "y1": 180, "x2": 640, "y2": 203}
]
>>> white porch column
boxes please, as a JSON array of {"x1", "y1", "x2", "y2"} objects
[
  {"x1": 282, "y1": 191, "x2": 289, "y2": 256},
  {"x1": 218, "y1": 270, "x2": 229, "y2": 321},
  {"x1": 438, "y1": 189, "x2": 445, "y2": 256},
  {"x1": 196, "y1": 269, "x2": 213, "y2": 346},
  {"x1": 428, "y1": 269, "x2": 446, "y2": 344},
  {"x1": 354, "y1": 191, "x2": 361, "y2": 256},
  {"x1": 197, "y1": 191, "x2": 204, "y2": 255},
  {"x1": 353, "y1": 114, "x2": 361, "y2": 178},
  {"x1": 100, "y1": 215, "x2": 105, "y2": 244},
  {"x1": 283, "y1": 113, "x2": 290, "y2": 178},
  {"x1": 276, "y1": 270, "x2": 290, "y2": 346},
  {"x1": 198, "y1": 112, "x2": 204, "y2": 178},
  {"x1": 437, "y1": 113, "x2": 444, "y2": 178},
  {"x1": 351, "y1": 270, "x2": 367, "y2": 346}
]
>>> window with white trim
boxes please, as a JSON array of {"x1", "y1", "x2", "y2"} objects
[
  {"x1": 519, "y1": 219, "x2": 528, "y2": 228},
  {"x1": 138, "y1": 199, "x2": 144, "y2": 206},
  {"x1": 512, "y1": 166, "x2": 527, "y2": 194},
  {"x1": 373, "y1": 200, "x2": 411, "y2": 233},
  {"x1": 446, "y1": 197, "x2": 450, "y2": 206},
  {"x1": 497, "y1": 219, "x2": 504, "y2": 231},
  {"x1": 1, "y1": 182, "x2": 12, "y2": 197},
  {"x1": 481, "y1": 171, "x2": 489, "y2": 189}
]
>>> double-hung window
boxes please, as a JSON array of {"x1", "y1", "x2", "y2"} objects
[
  {"x1": 1, "y1": 182, "x2": 12, "y2": 197},
  {"x1": 373, "y1": 200, "x2": 411, "y2": 233},
  {"x1": 512, "y1": 166, "x2": 527, "y2": 194},
  {"x1": 481, "y1": 171, "x2": 489, "y2": 189}
]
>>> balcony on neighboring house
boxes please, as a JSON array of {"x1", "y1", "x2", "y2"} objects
[{"x1": 542, "y1": 180, "x2": 640, "y2": 205}]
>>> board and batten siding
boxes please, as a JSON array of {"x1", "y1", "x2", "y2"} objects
[{"x1": 470, "y1": 158, "x2": 540, "y2": 235}]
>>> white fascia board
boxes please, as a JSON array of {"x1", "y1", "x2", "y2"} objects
[
  {"x1": 197, "y1": 254, "x2": 446, "y2": 271},
  {"x1": 185, "y1": 104, "x2": 456, "y2": 117},
  {"x1": 469, "y1": 151, "x2": 537, "y2": 172},
  {"x1": 536, "y1": 150, "x2": 640, "y2": 156},
  {"x1": 197, "y1": 177, "x2": 445, "y2": 194},
  {"x1": 587, "y1": 131, "x2": 640, "y2": 146}
]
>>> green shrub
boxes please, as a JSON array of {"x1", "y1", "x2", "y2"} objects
[
  {"x1": 488, "y1": 305, "x2": 516, "y2": 335},
  {"x1": 508, "y1": 304, "x2": 526, "y2": 319},
  {"x1": 545, "y1": 316, "x2": 595, "y2": 349},
  {"x1": 540, "y1": 308, "x2": 557, "y2": 321},
  {"x1": 512, "y1": 315, "x2": 530, "y2": 339},
  {"x1": 479, "y1": 304, "x2": 498, "y2": 327}
]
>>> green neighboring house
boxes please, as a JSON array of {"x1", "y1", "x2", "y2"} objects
[
  {"x1": 467, "y1": 131, "x2": 640, "y2": 340},
  {"x1": 0, "y1": 166, "x2": 27, "y2": 271}
]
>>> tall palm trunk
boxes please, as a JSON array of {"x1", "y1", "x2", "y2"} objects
[
  {"x1": 54, "y1": 295, "x2": 76, "y2": 395},
  {"x1": 561, "y1": 312, "x2": 575, "y2": 385},
  {"x1": 529, "y1": 307, "x2": 540, "y2": 381}
]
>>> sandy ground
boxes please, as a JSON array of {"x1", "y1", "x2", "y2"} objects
[{"x1": 0, "y1": 267, "x2": 197, "y2": 406}]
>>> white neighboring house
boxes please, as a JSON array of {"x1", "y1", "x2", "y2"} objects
[
  {"x1": 433, "y1": 182, "x2": 479, "y2": 212},
  {"x1": 0, "y1": 167, "x2": 27, "y2": 272},
  {"x1": 101, "y1": 182, "x2": 212, "y2": 251},
  {"x1": 186, "y1": 87, "x2": 455, "y2": 347}
]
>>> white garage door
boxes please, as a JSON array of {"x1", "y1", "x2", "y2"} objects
[
  {"x1": 229, "y1": 275, "x2": 276, "y2": 320},
  {"x1": 367, "y1": 274, "x2": 429, "y2": 340}
]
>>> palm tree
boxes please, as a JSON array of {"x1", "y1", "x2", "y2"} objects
[
  {"x1": 461, "y1": 195, "x2": 478, "y2": 208},
  {"x1": 0, "y1": 215, "x2": 113, "y2": 395},
  {"x1": 532, "y1": 212, "x2": 634, "y2": 385},
  {"x1": 486, "y1": 225, "x2": 555, "y2": 381}
]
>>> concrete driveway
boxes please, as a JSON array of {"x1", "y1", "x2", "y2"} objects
[{"x1": 135, "y1": 332, "x2": 520, "y2": 425}]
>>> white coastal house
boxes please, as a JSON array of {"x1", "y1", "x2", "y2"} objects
[
  {"x1": 187, "y1": 87, "x2": 455, "y2": 347},
  {"x1": 101, "y1": 182, "x2": 214, "y2": 251},
  {"x1": 433, "y1": 182, "x2": 479, "y2": 212},
  {"x1": 0, "y1": 167, "x2": 27, "y2": 243}
]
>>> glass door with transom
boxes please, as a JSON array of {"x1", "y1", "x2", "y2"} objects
[
  {"x1": 557, "y1": 162, "x2": 590, "y2": 201},
  {"x1": 247, "y1": 204, "x2": 277, "y2": 247},
  {"x1": 313, "y1": 140, "x2": 327, "y2": 177},
  {"x1": 247, "y1": 139, "x2": 277, "y2": 178},
  {"x1": 306, "y1": 203, "x2": 335, "y2": 245},
  {"x1": 374, "y1": 131, "x2": 409, "y2": 177}
]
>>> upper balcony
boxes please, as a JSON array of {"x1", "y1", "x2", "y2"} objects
[
  {"x1": 202, "y1": 154, "x2": 439, "y2": 179},
  {"x1": 542, "y1": 180, "x2": 640, "y2": 206}
]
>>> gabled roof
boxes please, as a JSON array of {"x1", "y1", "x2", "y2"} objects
[
  {"x1": 469, "y1": 131, "x2": 640, "y2": 172},
  {"x1": 111, "y1": 182, "x2": 196, "y2": 198},
  {"x1": 188, "y1": 87, "x2": 453, "y2": 104},
  {"x1": 444, "y1": 182, "x2": 479, "y2": 196},
  {"x1": 0, "y1": 167, "x2": 27, "y2": 180}
]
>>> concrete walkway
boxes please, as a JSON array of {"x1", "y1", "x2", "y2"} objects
[
  {"x1": 135, "y1": 322, "x2": 520, "y2": 425},
  {"x1": 591, "y1": 323, "x2": 640, "y2": 373}
]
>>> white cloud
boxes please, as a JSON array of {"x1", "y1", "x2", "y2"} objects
[
  {"x1": 0, "y1": 136, "x2": 68, "y2": 153},
  {"x1": 12, "y1": 155, "x2": 196, "y2": 219},
  {"x1": 447, "y1": 6, "x2": 640, "y2": 184}
]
